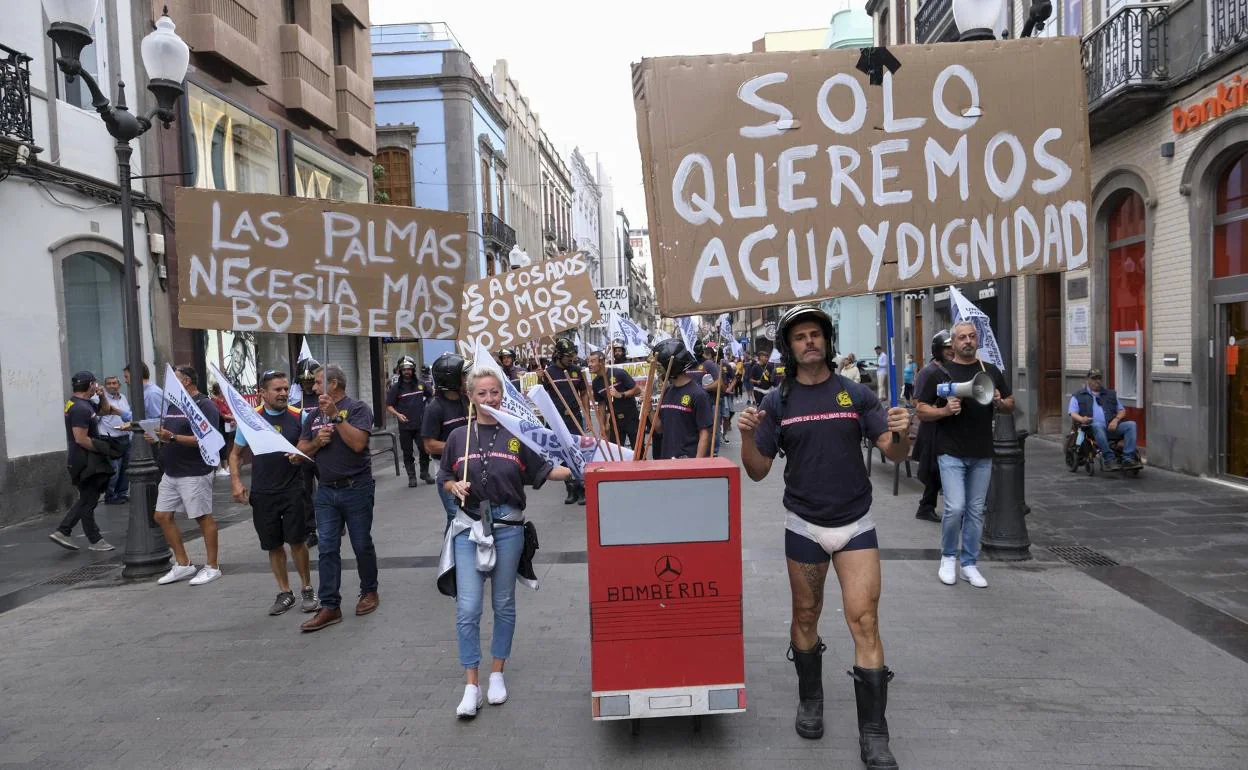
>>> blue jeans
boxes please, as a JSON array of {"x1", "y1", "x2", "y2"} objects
[
  {"x1": 314, "y1": 477, "x2": 378, "y2": 609},
  {"x1": 1091, "y1": 421, "x2": 1137, "y2": 460},
  {"x1": 438, "y1": 485, "x2": 460, "y2": 528},
  {"x1": 454, "y1": 511, "x2": 524, "y2": 669},
  {"x1": 106, "y1": 436, "x2": 131, "y2": 501},
  {"x1": 937, "y1": 455, "x2": 993, "y2": 567}
]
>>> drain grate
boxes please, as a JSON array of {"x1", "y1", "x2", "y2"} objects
[
  {"x1": 1047, "y1": 545, "x2": 1119, "y2": 567},
  {"x1": 39, "y1": 564, "x2": 119, "y2": 587}
]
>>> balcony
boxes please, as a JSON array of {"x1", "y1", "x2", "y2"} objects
[
  {"x1": 482, "y1": 212, "x2": 516, "y2": 250},
  {"x1": 915, "y1": 0, "x2": 958, "y2": 44},
  {"x1": 280, "y1": 24, "x2": 337, "y2": 130},
  {"x1": 334, "y1": 65, "x2": 374, "y2": 155},
  {"x1": 331, "y1": 0, "x2": 369, "y2": 27},
  {"x1": 185, "y1": 0, "x2": 264, "y2": 84},
  {"x1": 0, "y1": 44, "x2": 35, "y2": 147},
  {"x1": 1082, "y1": 4, "x2": 1169, "y2": 144},
  {"x1": 1211, "y1": 0, "x2": 1248, "y2": 56}
]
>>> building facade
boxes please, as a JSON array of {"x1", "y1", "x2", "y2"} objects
[
  {"x1": 539, "y1": 130, "x2": 572, "y2": 257},
  {"x1": 490, "y1": 59, "x2": 543, "y2": 263},
  {"x1": 158, "y1": 0, "x2": 378, "y2": 408},
  {"x1": 570, "y1": 147, "x2": 602, "y2": 280},
  {"x1": 0, "y1": 0, "x2": 165, "y2": 525}
]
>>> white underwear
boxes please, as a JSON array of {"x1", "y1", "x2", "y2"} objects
[{"x1": 785, "y1": 511, "x2": 877, "y2": 555}]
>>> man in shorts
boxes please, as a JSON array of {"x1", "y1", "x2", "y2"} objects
[
  {"x1": 229, "y1": 370, "x2": 317, "y2": 615},
  {"x1": 153, "y1": 366, "x2": 224, "y2": 587},
  {"x1": 738, "y1": 306, "x2": 909, "y2": 770}
]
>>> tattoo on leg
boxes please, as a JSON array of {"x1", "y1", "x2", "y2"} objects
[{"x1": 800, "y1": 563, "x2": 825, "y2": 605}]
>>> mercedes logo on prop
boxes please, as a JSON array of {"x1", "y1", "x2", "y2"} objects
[{"x1": 655, "y1": 555, "x2": 682, "y2": 582}]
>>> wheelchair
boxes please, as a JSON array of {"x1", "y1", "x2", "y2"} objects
[{"x1": 1064, "y1": 424, "x2": 1142, "y2": 477}]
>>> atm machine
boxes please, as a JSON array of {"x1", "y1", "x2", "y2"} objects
[{"x1": 1114, "y1": 331, "x2": 1142, "y2": 406}]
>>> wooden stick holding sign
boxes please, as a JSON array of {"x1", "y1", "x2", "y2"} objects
[
  {"x1": 581, "y1": 368, "x2": 616, "y2": 462},
  {"x1": 710, "y1": 370, "x2": 724, "y2": 456},
  {"x1": 640, "y1": 356, "x2": 675, "y2": 462},
  {"x1": 884, "y1": 293, "x2": 900, "y2": 444},
  {"x1": 540, "y1": 367, "x2": 588, "y2": 436},
  {"x1": 633, "y1": 359, "x2": 659, "y2": 455},
  {"x1": 454, "y1": 402, "x2": 475, "y2": 505},
  {"x1": 604, "y1": 361, "x2": 625, "y2": 459}
]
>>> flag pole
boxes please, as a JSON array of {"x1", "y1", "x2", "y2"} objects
[{"x1": 633, "y1": 358, "x2": 659, "y2": 454}]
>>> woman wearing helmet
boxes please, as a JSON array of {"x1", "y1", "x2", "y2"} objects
[
  {"x1": 423, "y1": 353, "x2": 470, "y2": 526},
  {"x1": 737, "y1": 305, "x2": 909, "y2": 770}
]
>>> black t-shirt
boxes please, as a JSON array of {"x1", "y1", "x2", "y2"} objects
[
  {"x1": 436, "y1": 422, "x2": 554, "y2": 513},
  {"x1": 544, "y1": 363, "x2": 585, "y2": 417},
  {"x1": 246, "y1": 406, "x2": 304, "y2": 492},
  {"x1": 386, "y1": 377, "x2": 429, "y2": 430},
  {"x1": 64, "y1": 395, "x2": 98, "y2": 468},
  {"x1": 657, "y1": 379, "x2": 713, "y2": 459},
  {"x1": 749, "y1": 362, "x2": 776, "y2": 391},
  {"x1": 754, "y1": 375, "x2": 887, "y2": 526},
  {"x1": 421, "y1": 394, "x2": 468, "y2": 456},
  {"x1": 161, "y1": 394, "x2": 221, "y2": 478},
  {"x1": 687, "y1": 360, "x2": 721, "y2": 393},
  {"x1": 299, "y1": 396, "x2": 374, "y2": 483},
  {"x1": 916, "y1": 360, "x2": 1010, "y2": 459},
  {"x1": 591, "y1": 367, "x2": 639, "y2": 422}
]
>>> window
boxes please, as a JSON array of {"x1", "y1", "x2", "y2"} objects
[
  {"x1": 496, "y1": 170, "x2": 506, "y2": 220},
  {"x1": 188, "y1": 85, "x2": 279, "y2": 194},
  {"x1": 879, "y1": 8, "x2": 890, "y2": 46},
  {"x1": 481, "y1": 156, "x2": 493, "y2": 216},
  {"x1": 332, "y1": 17, "x2": 344, "y2": 67},
  {"x1": 292, "y1": 140, "x2": 368, "y2": 202},
  {"x1": 375, "y1": 147, "x2": 412, "y2": 207},
  {"x1": 1063, "y1": 0, "x2": 1084, "y2": 36},
  {"x1": 283, "y1": 0, "x2": 298, "y2": 24},
  {"x1": 63, "y1": 253, "x2": 124, "y2": 379},
  {"x1": 597, "y1": 478, "x2": 730, "y2": 546},
  {"x1": 1215, "y1": 154, "x2": 1248, "y2": 278},
  {"x1": 896, "y1": 0, "x2": 910, "y2": 44},
  {"x1": 58, "y1": 15, "x2": 106, "y2": 110}
]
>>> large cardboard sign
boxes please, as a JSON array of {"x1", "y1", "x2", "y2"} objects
[
  {"x1": 633, "y1": 38, "x2": 1092, "y2": 316},
  {"x1": 457, "y1": 254, "x2": 599, "y2": 355},
  {"x1": 590, "y1": 286, "x2": 630, "y2": 329},
  {"x1": 175, "y1": 188, "x2": 468, "y2": 338}
]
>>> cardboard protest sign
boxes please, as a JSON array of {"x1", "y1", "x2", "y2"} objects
[
  {"x1": 457, "y1": 254, "x2": 599, "y2": 356},
  {"x1": 633, "y1": 38, "x2": 1092, "y2": 315},
  {"x1": 175, "y1": 188, "x2": 468, "y2": 338},
  {"x1": 589, "y1": 286, "x2": 630, "y2": 328}
]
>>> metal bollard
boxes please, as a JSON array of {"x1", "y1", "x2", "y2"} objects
[{"x1": 982, "y1": 412, "x2": 1031, "y2": 561}]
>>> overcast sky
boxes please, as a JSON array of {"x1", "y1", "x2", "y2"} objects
[{"x1": 369, "y1": 0, "x2": 838, "y2": 229}]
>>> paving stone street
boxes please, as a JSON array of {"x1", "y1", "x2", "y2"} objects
[{"x1": 1, "y1": 436, "x2": 1246, "y2": 769}]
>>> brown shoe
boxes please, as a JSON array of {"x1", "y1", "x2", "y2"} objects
[
  {"x1": 355, "y1": 592, "x2": 379, "y2": 616},
  {"x1": 300, "y1": 607, "x2": 342, "y2": 632}
]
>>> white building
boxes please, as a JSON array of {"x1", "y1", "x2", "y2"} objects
[
  {"x1": 0, "y1": 0, "x2": 162, "y2": 526},
  {"x1": 569, "y1": 148, "x2": 602, "y2": 281}
]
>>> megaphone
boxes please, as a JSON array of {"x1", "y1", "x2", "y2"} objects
[{"x1": 936, "y1": 371, "x2": 995, "y2": 405}]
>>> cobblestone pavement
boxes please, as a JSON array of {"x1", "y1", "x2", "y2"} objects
[{"x1": 1, "y1": 435, "x2": 1246, "y2": 769}]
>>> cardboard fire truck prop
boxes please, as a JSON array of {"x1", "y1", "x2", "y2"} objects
[{"x1": 585, "y1": 458, "x2": 745, "y2": 722}]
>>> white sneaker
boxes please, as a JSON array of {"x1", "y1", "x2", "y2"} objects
[
  {"x1": 961, "y1": 564, "x2": 988, "y2": 588},
  {"x1": 157, "y1": 563, "x2": 198, "y2": 585},
  {"x1": 189, "y1": 566, "x2": 223, "y2": 586},
  {"x1": 456, "y1": 684, "x2": 484, "y2": 718},
  {"x1": 487, "y1": 672, "x2": 508, "y2": 705},
  {"x1": 938, "y1": 556, "x2": 957, "y2": 585}
]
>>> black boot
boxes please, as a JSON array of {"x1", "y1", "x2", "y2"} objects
[
  {"x1": 576, "y1": 484, "x2": 586, "y2": 506},
  {"x1": 914, "y1": 505, "x2": 940, "y2": 523},
  {"x1": 563, "y1": 480, "x2": 577, "y2": 505},
  {"x1": 787, "y1": 639, "x2": 826, "y2": 739},
  {"x1": 407, "y1": 473, "x2": 419, "y2": 488},
  {"x1": 849, "y1": 666, "x2": 898, "y2": 770},
  {"x1": 420, "y1": 464, "x2": 435, "y2": 485}
]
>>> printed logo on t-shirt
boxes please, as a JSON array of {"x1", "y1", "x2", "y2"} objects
[
  {"x1": 508, "y1": 437, "x2": 520, "y2": 453},
  {"x1": 836, "y1": 390, "x2": 853, "y2": 407},
  {"x1": 337, "y1": 409, "x2": 348, "y2": 421},
  {"x1": 780, "y1": 411, "x2": 857, "y2": 426},
  {"x1": 680, "y1": 394, "x2": 691, "y2": 406}
]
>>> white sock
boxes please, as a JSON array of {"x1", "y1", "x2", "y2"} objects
[
  {"x1": 487, "y1": 672, "x2": 508, "y2": 705},
  {"x1": 456, "y1": 684, "x2": 482, "y2": 717}
]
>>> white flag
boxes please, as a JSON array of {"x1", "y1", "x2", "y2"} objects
[
  {"x1": 298, "y1": 338, "x2": 313, "y2": 362},
  {"x1": 652, "y1": 328, "x2": 672, "y2": 344},
  {"x1": 609, "y1": 312, "x2": 649, "y2": 359},
  {"x1": 717, "y1": 313, "x2": 733, "y2": 340},
  {"x1": 162, "y1": 365, "x2": 226, "y2": 467},
  {"x1": 730, "y1": 337, "x2": 744, "y2": 358},
  {"x1": 472, "y1": 345, "x2": 541, "y2": 425},
  {"x1": 677, "y1": 316, "x2": 697, "y2": 352},
  {"x1": 769, "y1": 347, "x2": 781, "y2": 364},
  {"x1": 949, "y1": 285, "x2": 1005, "y2": 371},
  {"x1": 209, "y1": 365, "x2": 309, "y2": 459}
]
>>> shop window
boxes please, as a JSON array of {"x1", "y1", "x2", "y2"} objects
[
  {"x1": 63, "y1": 253, "x2": 124, "y2": 380},
  {"x1": 292, "y1": 140, "x2": 368, "y2": 203},
  {"x1": 375, "y1": 147, "x2": 412, "y2": 207},
  {"x1": 1215, "y1": 153, "x2": 1248, "y2": 278},
  {"x1": 187, "y1": 85, "x2": 279, "y2": 194}
]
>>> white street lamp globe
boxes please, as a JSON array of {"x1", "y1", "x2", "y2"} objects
[
  {"x1": 141, "y1": 13, "x2": 190, "y2": 84},
  {"x1": 43, "y1": 0, "x2": 99, "y2": 30},
  {"x1": 953, "y1": 0, "x2": 1007, "y2": 40}
]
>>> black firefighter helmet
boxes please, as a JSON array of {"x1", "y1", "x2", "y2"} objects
[
  {"x1": 296, "y1": 356, "x2": 322, "y2": 384},
  {"x1": 931, "y1": 329, "x2": 953, "y2": 360},
  {"x1": 431, "y1": 352, "x2": 467, "y2": 391},
  {"x1": 776, "y1": 305, "x2": 837, "y2": 370},
  {"x1": 652, "y1": 338, "x2": 697, "y2": 376},
  {"x1": 395, "y1": 355, "x2": 417, "y2": 375},
  {"x1": 553, "y1": 337, "x2": 577, "y2": 360}
]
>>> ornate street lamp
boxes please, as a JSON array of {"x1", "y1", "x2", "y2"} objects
[
  {"x1": 953, "y1": 0, "x2": 1053, "y2": 40},
  {"x1": 46, "y1": 1, "x2": 190, "y2": 578}
]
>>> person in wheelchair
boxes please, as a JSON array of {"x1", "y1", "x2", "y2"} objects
[{"x1": 1068, "y1": 369, "x2": 1140, "y2": 470}]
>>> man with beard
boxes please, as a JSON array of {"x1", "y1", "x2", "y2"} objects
[
  {"x1": 587, "y1": 350, "x2": 640, "y2": 448},
  {"x1": 913, "y1": 331, "x2": 955, "y2": 523},
  {"x1": 387, "y1": 356, "x2": 433, "y2": 488},
  {"x1": 738, "y1": 305, "x2": 908, "y2": 770},
  {"x1": 544, "y1": 337, "x2": 587, "y2": 505}
]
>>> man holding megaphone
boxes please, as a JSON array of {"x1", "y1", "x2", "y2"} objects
[{"x1": 916, "y1": 321, "x2": 1014, "y2": 589}]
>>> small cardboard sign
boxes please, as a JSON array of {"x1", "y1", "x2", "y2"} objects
[
  {"x1": 633, "y1": 38, "x2": 1093, "y2": 315},
  {"x1": 456, "y1": 254, "x2": 599, "y2": 356},
  {"x1": 590, "y1": 286, "x2": 630, "y2": 328},
  {"x1": 175, "y1": 188, "x2": 468, "y2": 338}
]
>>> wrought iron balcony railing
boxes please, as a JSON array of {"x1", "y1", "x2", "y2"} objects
[
  {"x1": 1, "y1": 44, "x2": 35, "y2": 145},
  {"x1": 482, "y1": 212, "x2": 516, "y2": 250},
  {"x1": 915, "y1": 0, "x2": 953, "y2": 44},
  {"x1": 1081, "y1": 3, "x2": 1169, "y2": 106},
  {"x1": 1211, "y1": 0, "x2": 1248, "y2": 56}
]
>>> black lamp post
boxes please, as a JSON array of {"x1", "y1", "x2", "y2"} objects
[{"x1": 46, "y1": 1, "x2": 190, "y2": 578}]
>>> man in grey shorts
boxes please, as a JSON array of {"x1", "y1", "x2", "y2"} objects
[
  {"x1": 151, "y1": 366, "x2": 223, "y2": 587},
  {"x1": 739, "y1": 306, "x2": 910, "y2": 770}
]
